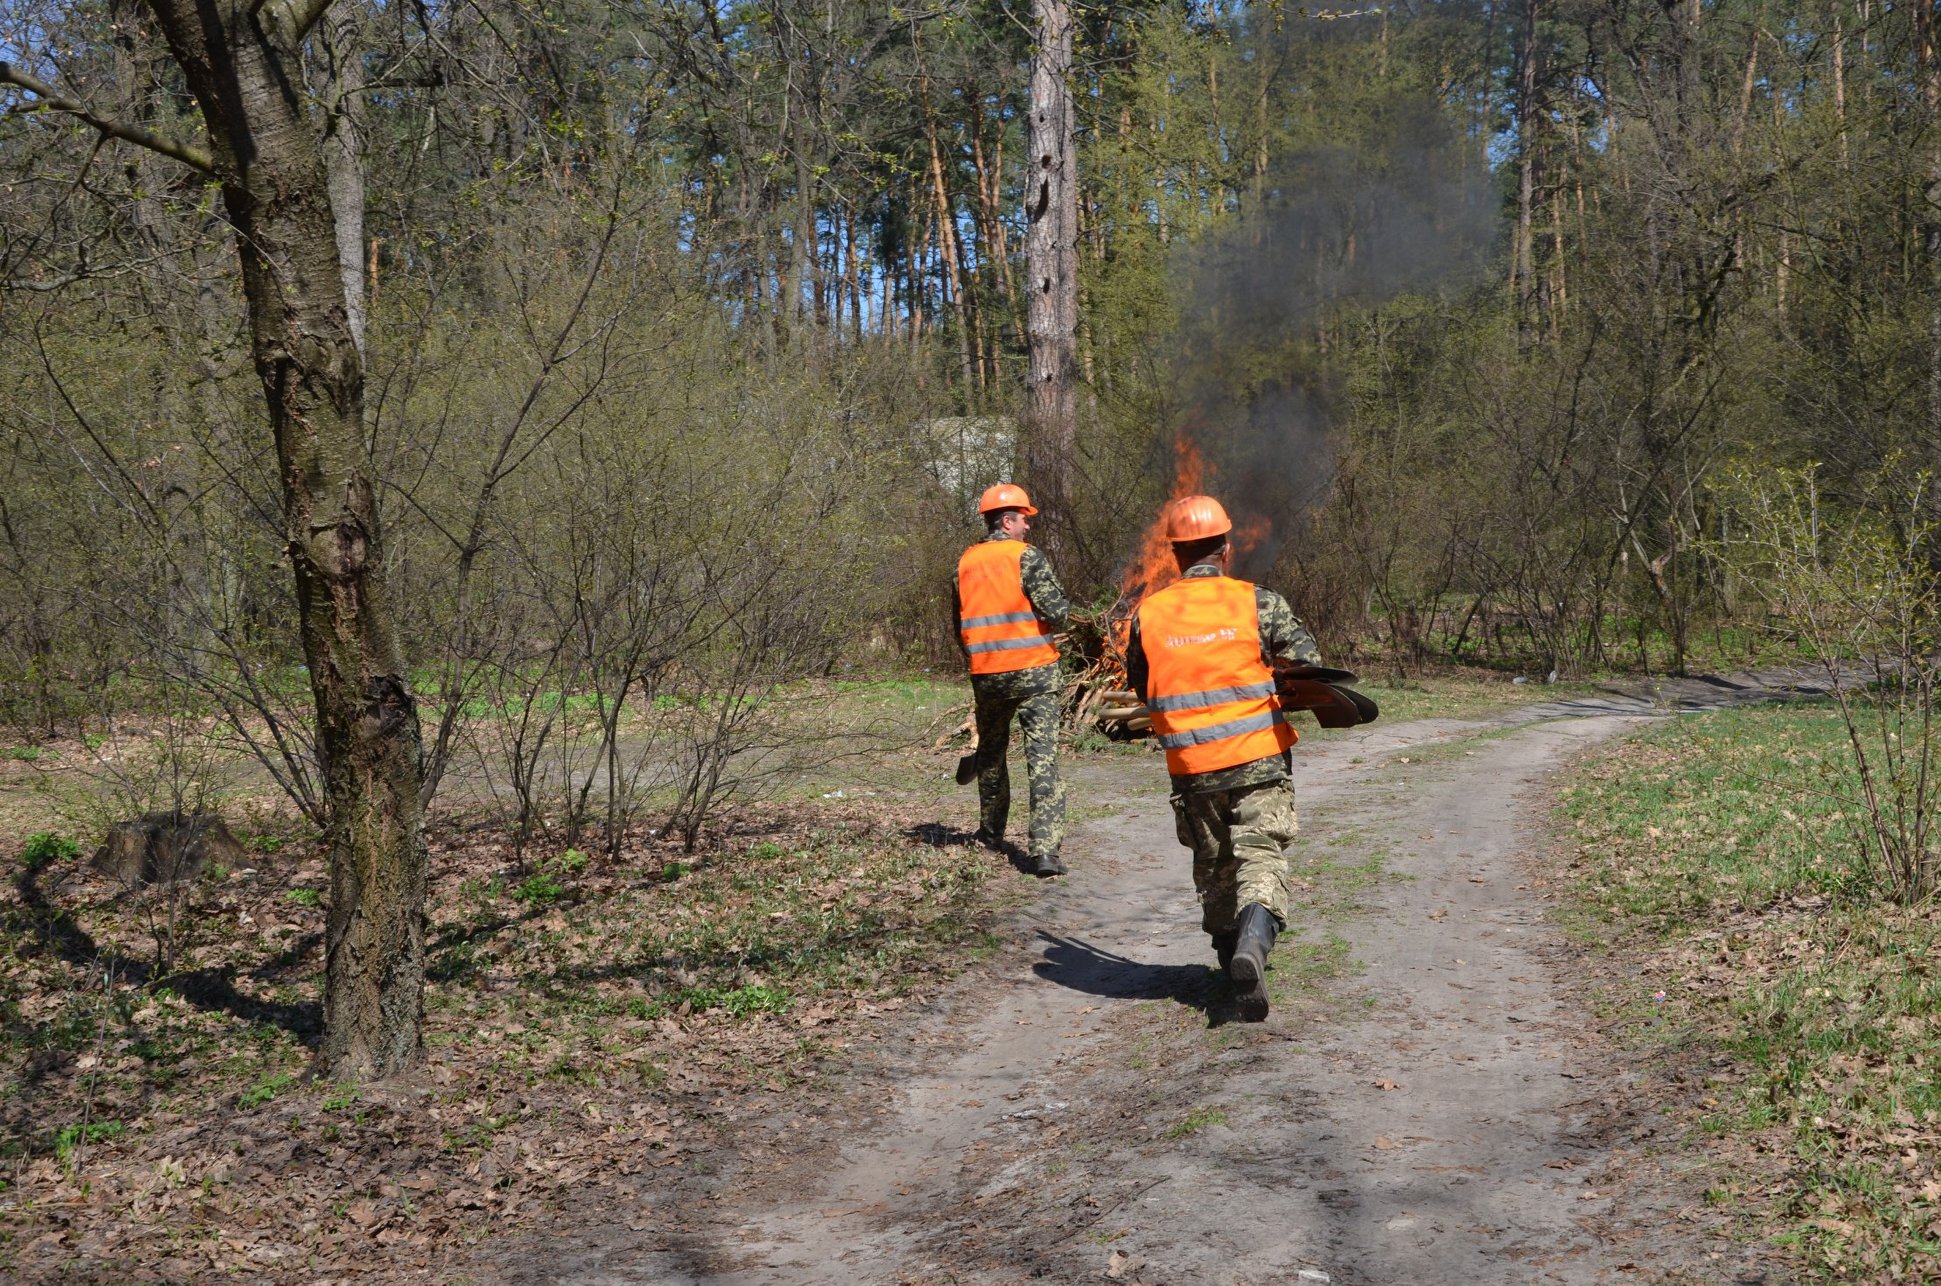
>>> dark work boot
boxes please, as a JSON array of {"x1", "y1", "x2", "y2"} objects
[
  {"x1": 1227, "y1": 902, "x2": 1279, "y2": 1022},
  {"x1": 1032, "y1": 851, "x2": 1068, "y2": 877},
  {"x1": 1211, "y1": 932, "x2": 1237, "y2": 974}
]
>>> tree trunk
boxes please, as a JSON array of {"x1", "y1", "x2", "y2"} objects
[
  {"x1": 1917, "y1": 0, "x2": 1941, "y2": 472},
  {"x1": 1025, "y1": 0, "x2": 1078, "y2": 537},
  {"x1": 970, "y1": 99, "x2": 1019, "y2": 356},
  {"x1": 141, "y1": 0, "x2": 427, "y2": 1080},
  {"x1": 1511, "y1": 0, "x2": 1541, "y2": 349},
  {"x1": 319, "y1": 1, "x2": 368, "y2": 356}
]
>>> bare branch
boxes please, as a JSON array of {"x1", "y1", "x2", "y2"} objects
[
  {"x1": 6, "y1": 274, "x2": 98, "y2": 291},
  {"x1": 0, "y1": 61, "x2": 215, "y2": 174}
]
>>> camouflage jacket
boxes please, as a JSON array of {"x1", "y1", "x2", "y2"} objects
[
  {"x1": 955, "y1": 531, "x2": 1072, "y2": 700},
  {"x1": 1125, "y1": 562, "x2": 1322, "y2": 794}
]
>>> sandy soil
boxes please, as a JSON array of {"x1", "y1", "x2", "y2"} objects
[{"x1": 493, "y1": 673, "x2": 1816, "y2": 1285}]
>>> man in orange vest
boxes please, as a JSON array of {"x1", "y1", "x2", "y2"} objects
[
  {"x1": 954, "y1": 483, "x2": 1072, "y2": 877},
  {"x1": 1125, "y1": 494, "x2": 1322, "y2": 1020}
]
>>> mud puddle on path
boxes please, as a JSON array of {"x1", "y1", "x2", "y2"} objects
[{"x1": 524, "y1": 679, "x2": 1815, "y2": 1285}]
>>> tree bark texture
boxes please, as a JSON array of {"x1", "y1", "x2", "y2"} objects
[
  {"x1": 1025, "y1": 0, "x2": 1078, "y2": 531},
  {"x1": 140, "y1": 0, "x2": 428, "y2": 1080},
  {"x1": 320, "y1": 2, "x2": 369, "y2": 356}
]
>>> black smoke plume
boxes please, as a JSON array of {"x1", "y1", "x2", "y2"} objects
[{"x1": 1163, "y1": 55, "x2": 1497, "y2": 579}]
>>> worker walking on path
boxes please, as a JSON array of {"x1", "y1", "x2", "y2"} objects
[
  {"x1": 1125, "y1": 494, "x2": 1322, "y2": 1020},
  {"x1": 954, "y1": 483, "x2": 1072, "y2": 878}
]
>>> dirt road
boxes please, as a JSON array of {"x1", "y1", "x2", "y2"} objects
[{"x1": 525, "y1": 678, "x2": 1806, "y2": 1285}]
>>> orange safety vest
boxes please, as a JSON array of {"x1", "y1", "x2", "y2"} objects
[
  {"x1": 1136, "y1": 575, "x2": 1296, "y2": 776},
  {"x1": 957, "y1": 540, "x2": 1059, "y2": 675}
]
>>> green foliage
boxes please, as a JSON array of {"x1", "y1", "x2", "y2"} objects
[
  {"x1": 1707, "y1": 463, "x2": 1941, "y2": 901},
  {"x1": 510, "y1": 872, "x2": 564, "y2": 906},
  {"x1": 53, "y1": 1120, "x2": 125, "y2": 1167},
  {"x1": 285, "y1": 888, "x2": 322, "y2": 908},
  {"x1": 634, "y1": 983, "x2": 791, "y2": 1021},
  {"x1": 238, "y1": 1074, "x2": 295, "y2": 1109},
  {"x1": 21, "y1": 832, "x2": 80, "y2": 867},
  {"x1": 509, "y1": 849, "x2": 592, "y2": 905}
]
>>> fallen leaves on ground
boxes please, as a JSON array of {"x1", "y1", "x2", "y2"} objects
[{"x1": 0, "y1": 795, "x2": 1018, "y2": 1282}]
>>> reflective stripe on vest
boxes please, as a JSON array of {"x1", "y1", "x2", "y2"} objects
[
  {"x1": 1136, "y1": 575, "x2": 1297, "y2": 776},
  {"x1": 960, "y1": 610, "x2": 1040, "y2": 629},
  {"x1": 1156, "y1": 709, "x2": 1287, "y2": 749},
  {"x1": 1145, "y1": 680, "x2": 1276, "y2": 713},
  {"x1": 957, "y1": 540, "x2": 1059, "y2": 676}
]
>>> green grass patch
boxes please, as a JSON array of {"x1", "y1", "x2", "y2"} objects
[
  {"x1": 1559, "y1": 702, "x2": 1870, "y2": 934},
  {"x1": 1559, "y1": 700, "x2": 1941, "y2": 1280},
  {"x1": 1264, "y1": 931, "x2": 1361, "y2": 1022},
  {"x1": 1165, "y1": 1105, "x2": 1229, "y2": 1138},
  {"x1": 238, "y1": 1072, "x2": 296, "y2": 1109}
]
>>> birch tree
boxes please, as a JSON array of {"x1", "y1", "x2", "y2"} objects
[{"x1": 3, "y1": 0, "x2": 428, "y2": 1080}]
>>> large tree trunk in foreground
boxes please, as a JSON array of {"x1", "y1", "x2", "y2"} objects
[
  {"x1": 142, "y1": 0, "x2": 427, "y2": 1079},
  {"x1": 1025, "y1": 0, "x2": 1078, "y2": 547}
]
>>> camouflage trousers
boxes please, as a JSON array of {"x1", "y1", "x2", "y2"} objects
[
  {"x1": 1170, "y1": 778, "x2": 1299, "y2": 935},
  {"x1": 973, "y1": 688, "x2": 1066, "y2": 860}
]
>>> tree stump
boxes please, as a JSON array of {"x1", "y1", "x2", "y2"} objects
[{"x1": 91, "y1": 813, "x2": 245, "y2": 887}]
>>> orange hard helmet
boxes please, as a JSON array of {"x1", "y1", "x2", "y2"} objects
[
  {"x1": 977, "y1": 482, "x2": 1038, "y2": 516},
  {"x1": 1164, "y1": 494, "x2": 1233, "y2": 542}
]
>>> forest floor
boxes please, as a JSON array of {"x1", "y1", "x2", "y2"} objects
[
  {"x1": 479, "y1": 672, "x2": 1822, "y2": 1285},
  {"x1": 0, "y1": 669, "x2": 1830, "y2": 1284}
]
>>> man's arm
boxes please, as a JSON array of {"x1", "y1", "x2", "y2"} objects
[
  {"x1": 1019, "y1": 546, "x2": 1072, "y2": 631},
  {"x1": 1256, "y1": 588, "x2": 1321, "y2": 667},
  {"x1": 1125, "y1": 616, "x2": 1150, "y2": 703},
  {"x1": 951, "y1": 579, "x2": 970, "y2": 663}
]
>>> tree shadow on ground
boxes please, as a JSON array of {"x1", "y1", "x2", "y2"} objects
[
  {"x1": 7, "y1": 852, "x2": 148, "y2": 986},
  {"x1": 5, "y1": 853, "x2": 322, "y2": 1044},
  {"x1": 159, "y1": 968, "x2": 321, "y2": 1047}
]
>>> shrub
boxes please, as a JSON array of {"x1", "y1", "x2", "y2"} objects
[{"x1": 21, "y1": 832, "x2": 80, "y2": 866}]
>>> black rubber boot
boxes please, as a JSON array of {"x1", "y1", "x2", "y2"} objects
[
  {"x1": 1227, "y1": 902, "x2": 1279, "y2": 1022},
  {"x1": 1211, "y1": 932, "x2": 1237, "y2": 973},
  {"x1": 1032, "y1": 851, "x2": 1068, "y2": 877}
]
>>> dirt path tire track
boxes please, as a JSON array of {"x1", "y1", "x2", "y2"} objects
[{"x1": 528, "y1": 676, "x2": 1817, "y2": 1285}]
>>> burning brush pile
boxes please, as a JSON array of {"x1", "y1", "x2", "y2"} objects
[{"x1": 1065, "y1": 436, "x2": 1377, "y2": 741}]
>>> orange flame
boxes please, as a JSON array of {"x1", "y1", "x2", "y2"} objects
[
  {"x1": 1120, "y1": 434, "x2": 1207, "y2": 607},
  {"x1": 1102, "y1": 434, "x2": 1273, "y2": 674}
]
